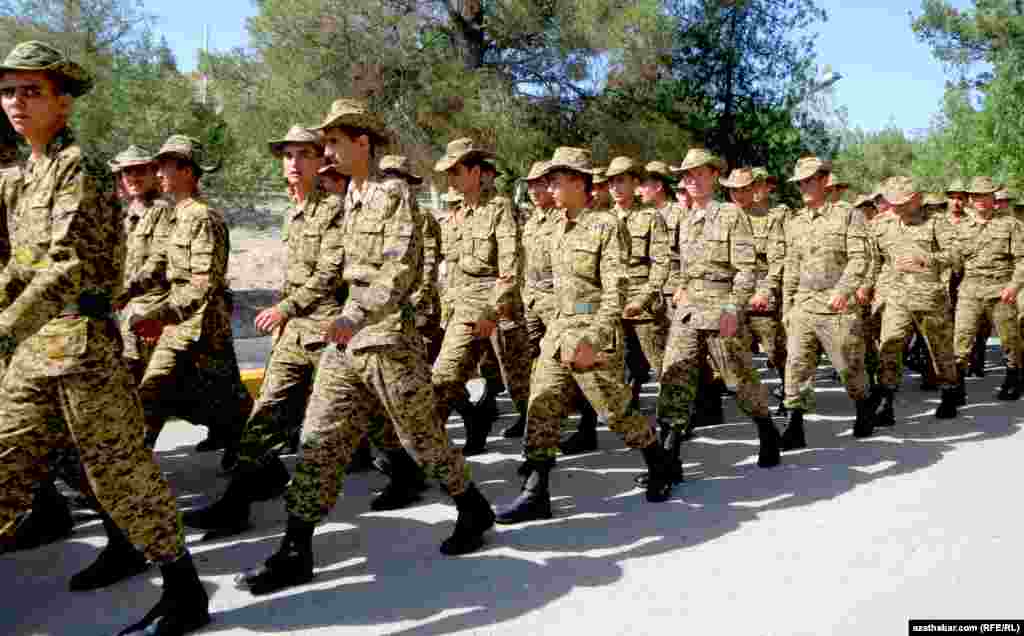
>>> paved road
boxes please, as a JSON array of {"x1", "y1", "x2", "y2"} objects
[{"x1": 3, "y1": 346, "x2": 1022, "y2": 636}]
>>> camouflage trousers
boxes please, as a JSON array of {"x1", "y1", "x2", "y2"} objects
[
  {"x1": 747, "y1": 312, "x2": 787, "y2": 374},
  {"x1": 784, "y1": 308, "x2": 867, "y2": 411},
  {"x1": 286, "y1": 337, "x2": 470, "y2": 524},
  {"x1": 139, "y1": 338, "x2": 254, "y2": 440},
  {"x1": 879, "y1": 305, "x2": 958, "y2": 389},
  {"x1": 419, "y1": 313, "x2": 445, "y2": 365},
  {"x1": 523, "y1": 323, "x2": 655, "y2": 461},
  {"x1": 433, "y1": 318, "x2": 532, "y2": 419},
  {"x1": 707, "y1": 335, "x2": 735, "y2": 387},
  {"x1": 0, "y1": 355, "x2": 184, "y2": 562},
  {"x1": 954, "y1": 295, "x2": 1021, "y2": 370},
  {"x1": 862, "y1": 305, "x2": 882, "y2": 382},
  {"x1": 622, "y1": 315, "x2": 669, "y2": 385},
  {"x1": 524, "y1": 291, "x2": 558, "y2": 357},
  {"x1": 657, "y1": 320, "x2": 772, "y2": 434}
]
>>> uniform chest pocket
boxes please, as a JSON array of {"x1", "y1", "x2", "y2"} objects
[
  {"x1": 300, "y1": 225, "x2": 324, "y2": 266},
  {"x1": 352, "y1": 217, "x2": 385, "y2": 266},
  {"x1": 628, "y1": 220, "x2": 651, "y2": 262},
  {"x1": 706, "y1": 238, "x2": 730, "y2": 263},
  {"x1": 469, "y1": 227, "x2": 495, "y2": 264},
  {"x1": 820, "y1": 230, "x2": 846, "y2": 252},
  {"x1": 568, "y1": 241, "x2": 600, "y2": 281},
  {"x1": 167, "y1": 235, "x2": 191, "y2": 276},
  {"x1": 36, "y1": 317, "x2": 88, "y2": 359},
  {"x1": 982, "y1": 227, "x2": 1011, "y2": 256}
]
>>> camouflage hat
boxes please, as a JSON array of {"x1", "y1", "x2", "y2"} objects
[
  {"x1": 538, "y1": 147, "x2": 595, "y2": 178},
  {"x1": 0, "y1": 41, "x2": 93, "y2": 97},
  {"x1": 434, "y1": 137, "x2": 496, "y2": 173},
  {"x1": 719, "y1": 167, "x2": 756, "y2": 189},
  {"x1": 672, "y1": 148, "x2": 726, "y2": 174},
  {"x1": 592, "y1": 166, "x2": 609, "y2": 185},
  {"x1": 268, "y1": 125, "x2": 323, "y2": 158},
  {"x1": 317, "y1": 162, "x2": 350, "y2": 178},
  {"x1": 923, "y1": 192, "x2": 947, "y2": 207},
  {"x1": 604, "y1": 156, "x2": 644, "y2": 179},
  {"x1": 966, "y1": 176, "x2": 1001, "y2": 195},
  {"x1": 882, "y1": 176, "x2": 920, "y2": 206},
  {"x1": 312, "y1": 98, "x2": 391, "y2": 143},
  {"x1": 751, "y1": 167, "x2": 777, "y2": 184},
  {"x1": 108, "y1": 145, "x2": 154, "y2": 173},
  {"x1": 788, "y1": 156, "x2": 831, "y2": 182},
  {"x1": 995, "y1": 188, "x2": 1014, "y2": 202},
  {"x1": 153, "y1": 134, "x2": 220, "y2": 174},
  {"x1": 852, "y1": 193, "x2": 876, "y2": 208},
  {"x1": 825, "y1": 173, "x2": 850, "y2": 190},
  {"x1": 644, "y1": 161, "x2": 674, "y2": 181},
  {"x1": 379, "y1": 154, "x2": 423, "y2": 185},
  {"x1": 945, "y1": 178, "x2": 967, "y2": 195},
  {"x1": 525, "y1": 160, "x2": 550, "y2": 182},
  {"x1": 442, "y1": 186, "x2": 463, "y2": 203}
]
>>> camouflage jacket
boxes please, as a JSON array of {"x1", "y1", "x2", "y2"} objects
[
  {"x1": 0, "y1": 128, "x2": 123, "y2": 376},
  {"x1": 136, "y1": 195, "x2": 232, "y2": 351},
  {"x1": 745, "y1": 205, "x2": 786, "y2": 311},
  {"x1": 656, "y1": 200, "x2": 687, "y2": 298},
  {"x1": 522, "y1": 206, "x2": 557, "y2": 303},
  {"x1": 0, "y1": 165, "x2": 20, "y2": 267},
  {"x1": 275, "y1": 188, "x2": 347, "y2": 345},
  {"x1": 873, "y1": 213, "x2": 957, "y2": 312},
  {"x1": 865, "y1": 215, "x2": 893, "y2": 303},
  {"x1": 337, "y1": 177, "x2": 422, "y2": 352},
  {"x1": 677, "y1": 200, "x2": 757, "y2": 330},
  {"x1": 954, "y1": 213, "x2": 1024, "y2": 299},
  {"x1": 442, "y1": 189, "x2": 520, "y2": 325},
  {"x1": 783, "y1": 201, "x2": 868, "y2": 316},
  {"x1": 617, "y1": 204, "x2": 670, "y2": 319},
  {"x1": 121, "y1": 195, "x2": 174, "y2": 309},
  {"x1": 411, "y1": 204, "x2": 442, "y2": 326},
  {"x1": 547, "y1": 207, "x2": 627, "y2": 356}
]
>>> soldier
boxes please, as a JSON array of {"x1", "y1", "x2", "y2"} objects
[
  {"x1": 607, "y1": 156, "x2": 671, "y2": 414},
  {"x1": 639, "y1": 160, "x2": 686, "y2": 329},
  {"x1": 782, "y1": 156, "x2": 874, "y2": 445},
  {"x1": 871, "y1": 177, "x2": 960, "y2": 424},
  {"x1": 494, "y1": 147, "x2": 675, "y2": 524},
  {"x1": 0, "y1": 40, "x2": 209, "y2": 635},
  {"x1": 854, "y1": 193, "x2": 884, "y2": 392},
  {"x1": 727, "y1": 168, "x2": 788, "y2": 414},
  {"x1": 945, "y1": 178, "x2": 987, "y2": 377},
  {"x1": 656, "y1": 153, "x2": 780, "y2": 476},
  {"x1": 591, "y1": 166, "x2": 612, "y2": 210},
  {"x1": 951, "y1": 176, "x2": 1024, "y2": 402},
  {"x1": 236, "y1": 100, "x2": 495, "y2": 596},
  {"x1": 431, "y1": 138, "x2": 529, "y2": 455},
  {"x1": 128, "y1": 135, "x2": 253, "y2": 468},
  {"x1": 111, "y1": 146, "x2": 174, "y2": 382}
]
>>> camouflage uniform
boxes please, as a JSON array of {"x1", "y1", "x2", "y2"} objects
[
  {"x1": 415, "y1": 208, "x2": 444, "y2": 362},
  {"x1": 745, "y1": 205, "x2": 788, "y2": 375},
  {"x1": 285, "y1": 176, "x2": 472, "y2": 522},
  {"x1": 0, "y1": 128, "x2": 184, "y2": 562},
  {"x1": 863, "y1": 213, "x2": 894, "y2": 384},
  {"x1": 657, "y1": 199, "x2": 687, "y2": 307},
  {"x1": 133, "y1": 185, "x2": 253, "y2": 443},
  {"x1": 658, "y1": 199, "x2": 771, "y2": 433},
  {"x1": 522, "y1": 205, "x2": 559, "y2": 351},
  {"x1": 783, "y1": 199, "x2": 869, "y2": 411}
]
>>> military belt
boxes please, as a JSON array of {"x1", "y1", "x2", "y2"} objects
[
  {"x1": 561, "y1": 299, "x2": 600, "y2": 315},
  {"x1": 799, "y1": 271, "x2": 841, "y2": 291},
  {"x1": 688, "y1": 279, "x2": 732, "y2": 292}
]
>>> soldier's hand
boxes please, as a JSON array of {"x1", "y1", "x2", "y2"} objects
[
  {"x1": 999, "y1": 285, "x2": 1019, "y2": 304},
  {"x1": 623, "y1": 302, "x2": 644, "y2": 318},
  {"x1": 571, "y1": 340, "x2": 597, "y2": 371},
  {"x1": 719, "y1": 308, "x2": 739, "y2": 338},
  {"x1": 131, "y1": 318, "x2": 164, "y2": 340},
  {"x1": 324, "y1": 317, "x2": 356, "y2": 345},
  {"x1": 749, "y1": 294, "x2": 770, "y2": 312},
  {"x1": 828, "y1": 294, "x2": 849, "y2": 312},
  {"x1": 255, "y1": 307, "x2": 286, "y2": 334},
  {"x1": 474, "y1": 318, "x2": 497, "y2": 339},
  {"x1": 895, "y1": 255, "x2": 927, "y2": 273},
  {"x1": 855, "y1": 287, "x2": 873, "y2": 305}
]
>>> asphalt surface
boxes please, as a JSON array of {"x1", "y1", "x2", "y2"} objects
[{"x1": 3, "y1": 343, "x2": 1022, "y2": 636}]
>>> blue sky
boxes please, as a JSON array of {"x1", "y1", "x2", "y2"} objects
[{"x1": 149, "y1": 0, "x2": 973, "y2": 134}]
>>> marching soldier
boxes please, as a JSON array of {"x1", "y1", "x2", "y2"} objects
[
  {"x1": 235, "y1": 99, "x2": 496, "y2": 597},
  {"x1": 871, "y1": 177, "x2": 960, "y2": 424},
  {"x1": 782, "y1": 157, "x2": 874, "y2": 445},
  {"x1": 951, "y1": 176, "x2": 1024, "y2": 402},
  {"x1": 854, "y1": 192, "x2": 884, "y2": 392},
  {"x1": 0, "y1": 40, "x2": 209, "y2": 635},
  {"x1": 495, "y1": 147, "x2": 675, "y2": 524},
  {"x1": 945, "y1": 178, "x2": 988, "y2": 378},
  {"x1": 657, "y1": 154, "x2": 780, "y2": 476}
]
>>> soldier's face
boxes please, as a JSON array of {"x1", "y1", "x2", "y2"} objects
[
  {"x1": 947, "y1": 193, "x2": 966, "y2": 214},
  {"x1": 751, "y1": 181, "x2": 769, "y2": 204},
  {"x1": 682, "y1": 166, "x2": 716, "y2": 199},
  {"x1": 447, "y1": 163, "x2": 479, "y2": 195},
  {"x1": 971, "y1": 193, "x2": 995, "y2": 213},
  {"x1": 156, "y1": 158, "x2": 194, "y2": 197},
  {"x1": 322, "y1": 128, "x2": 365, "y2": 174},
  {"x1": 729, "y1": 184, "x2": 755, "y2": 209},
  {"x1": 527, "y1": 177, "x2": 553, "y2": 207},
  {"x1": 797, "y1": 173, "x2": 827, "y2": 206},
  {"x1": 609, "y1": 174, "x2": 637, "y2": 206},
  {"x1": 675, "y1": 188, "x2": 690, "y2": 207},
  {"x1": 547, "y1": 170, "x2": 585, "y2": 209},
  {"x1": 0, "y1": 71, "x2": 71, "y2": 144},
  {"x1": 120, "y1": 164, "x2": 157, "y2": 199},
  {"x1": 638, "y1": 178, "x2": 663, "y2": 204},
  {"x1": 995, "y1": 198, "x2": 1009, "y2": 210},
  {"x1": 281, "y1": 143, "x2": 323, "y2": 187}
]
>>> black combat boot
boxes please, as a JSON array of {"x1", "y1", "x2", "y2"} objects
[
  {"x1": 780, "y1": 409, "x2": 807, "y2": 451},
  {"x1": 117, "y1": 551, "x2": 210, "y2": 636},
  {"x1": 495, "y1": 459, "x2": 554, "y2": 524},
  {"x1": 641, "y1": 443, "x2": 674, "y2": 503},
  {"x1": 475, "y1": 378, "x2": 503, "y2": 426},
  {"x1": 853, "y1": 398, "x2": 875, "y2": 438},
  {"x1": 440, "y1": 483, "x2": 495, "y2": 555},
  {"x1": 69, "y1": 512, "x2": 149, "y2": 591},
  {"x1": 461, "y1": 410, "x2": 493, "y2": 457},
  {"x1": 346, "y1": 437, "x2": 375, "y2": 474},
  {"x1": 954, "y1": 368, "x2": 968, "y2": 406},
  {"x1": 370, "y1": 449, "x2": 428, "y2": 511},
  {"x1": 236, "y1": 516, "x2": 315, "y2": 595},
  {"x1": 874, "y1": 388, "x2": 896, "y2": 428},
  {"x1": 634, "y1": 418, "x2": 685, "y2": 487},
  {"x1": 182, "y1": 455, "x2": 290, "y2": 539},
  {"x1": 694, "y1": 380, "x2": 725, "y2": 428},
  {"x1": 934, "y1": 387, "x2": 959, "y2": 419},
  {"x1": 558, "y1": 401, "x2": 599, "y2": 455},
  {"x1": 500, "y1": 400, "x2": 528, "y2": 438},
  {"x1": 754, "y1": 417, "x2": 781, "y2": 468},
  {"x1": 996, "y1": 368, "x2": 1021, "y2": 401},
  {"x1": 11, "y1": 479, "x2": 73, "y2": 552},
  {"x1": 969, "y1": 331, "x2": 987, "y2": 377}
]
